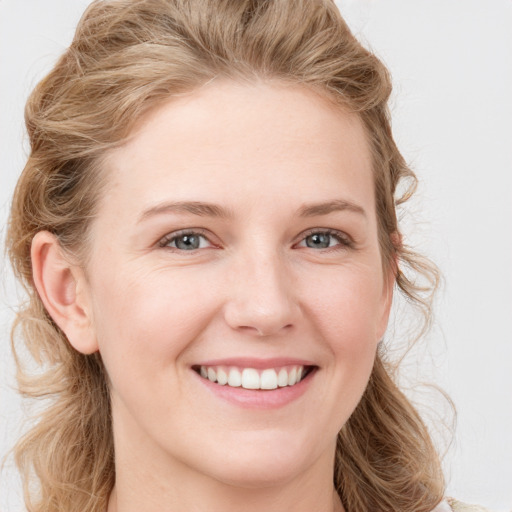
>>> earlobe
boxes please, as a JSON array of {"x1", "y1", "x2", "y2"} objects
[{"x1": 31, "y1": 231, "x2": 99, "y2": 355}]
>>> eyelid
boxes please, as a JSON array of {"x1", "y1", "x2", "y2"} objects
[
  {"x1": 294, "y1": 228, "x2": 354, "y2": 249},
  {"x1": 156, "y1": 227, "x2": 354, "y2": 251},
  {"x1": 157, "y1": 228, "x2": 217, "y2": 250}
]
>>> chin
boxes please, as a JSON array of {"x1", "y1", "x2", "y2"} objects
[
  {"x1": 209, "y1": 458, "x2": 305, "y2": 489},
  {"x1": 193, "y1": 431, "x2": 320, "y2": 489}
]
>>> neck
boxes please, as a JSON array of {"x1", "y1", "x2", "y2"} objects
[
  {"x1": 108, "y1": 481, "x2": 344, "y2": 512},
  {"x1": 108, "y1": 435, "x2": 345, "y2": 512}
]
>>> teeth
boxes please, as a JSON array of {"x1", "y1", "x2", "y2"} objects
[
  {"x1": 242, "y1": 368, "x2": 260, "y2": 389},
  {"x1": 277, "y1": 368, "x2": 288, "y2": 387},
  {"x1": 207, "y1": 367, "x2": 216, "y2": 382},
  {"x1": 288, "y1": 367, "x2": 297, "y2": 386},
  {"x1": 260, "y1": 369, "x2": 278, "y2": 390},
  {"x1": 198, "y1": 365, "x2": 308, "y2": 390},
  {"x1": 217, "y1": 368, "x2": 228, "y2": 385},
  {"x1": 228, "y1": 367, "x2": 242, "y2": 387}
]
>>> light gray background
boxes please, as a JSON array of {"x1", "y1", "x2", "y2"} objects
[{"x1": 1, "y1": 1, "x2": 511, "y2": 510}]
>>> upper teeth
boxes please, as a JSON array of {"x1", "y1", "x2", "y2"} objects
[{"x1": 199, "y1": 365, "x2": 305, "y2": 390}]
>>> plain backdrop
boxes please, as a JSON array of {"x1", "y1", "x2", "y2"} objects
[{"x1": 1, "y1": 1, "x2": 511, "y2": 510}]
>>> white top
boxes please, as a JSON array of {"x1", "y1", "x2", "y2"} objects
[
  {"x1": 434, "y1": 501, "x2": 454, "y2": 512},
  {"x1": 435, "y1": 499, "x2": 490, "y2": 512}
]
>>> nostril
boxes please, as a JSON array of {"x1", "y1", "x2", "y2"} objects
[
  {"x1": 238, "y1": 323, "x2": 294, "y2": 337},
  {"x1": 222, "y1": 292, "x2": 301, "y2": 337}
]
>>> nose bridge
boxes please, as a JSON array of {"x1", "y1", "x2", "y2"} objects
[{"x1": 224, "y1": 242, "x2": 299, "y2": 336}]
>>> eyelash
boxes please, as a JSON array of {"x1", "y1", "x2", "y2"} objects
[
  {"x1": 157, "y1": 228, "x2": 354, "y2": 252},
  {"x1": 297, "y1": 228, "x2": 354, "y2": 251},
  {"x1": 157, "y1": 228, "x2": 213, "y2": 250}
]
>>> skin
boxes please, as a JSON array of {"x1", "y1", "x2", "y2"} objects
[{"x1": 32, "y1": 80, "x2": 394, "y2": 512}]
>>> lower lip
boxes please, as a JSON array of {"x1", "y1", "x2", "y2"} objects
[{"x1": 193, "y1": 369, "x2": 316, "y2": 409}]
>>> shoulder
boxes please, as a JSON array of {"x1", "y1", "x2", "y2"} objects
[{"x1": 444, "y1": 498, "x2": 492, "y2": 512}]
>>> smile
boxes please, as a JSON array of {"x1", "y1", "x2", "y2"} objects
[{"x1": 194, "y1": 365, "x2": 314, "y2": 390}]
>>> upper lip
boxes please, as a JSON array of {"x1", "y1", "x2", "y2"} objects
[{"x1": 193, "y1": 357, "x2": 317, "y2": 369}]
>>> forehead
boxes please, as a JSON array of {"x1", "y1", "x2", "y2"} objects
[{"x1": 100, "y1": 80, "x2": 374, "y2": 219}]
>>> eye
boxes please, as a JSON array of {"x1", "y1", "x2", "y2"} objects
[
  {"x1": 296, "y1": 230, "x2": 352, "y2": 250},
  {"x1": 158, "y1": 230, "x2": 213, "y2": 251}
]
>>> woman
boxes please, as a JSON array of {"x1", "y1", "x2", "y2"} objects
[{"x1": 5, "y1": 1, "x2": 490, "y2": 511}]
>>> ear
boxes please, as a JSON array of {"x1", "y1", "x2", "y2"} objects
[
  {"x1": 31, "y1": 231, "x2": 99, "y2": 354},
  {"x1": 376, "y1": 263, "x2": 395, "y2": 341},
  {"x1": 376, "y1": 234, "x2": 400, "y2": 341}
]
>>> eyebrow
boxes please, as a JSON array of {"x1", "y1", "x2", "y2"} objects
[
  {"x1": 139, "y1": 201, "x2": 233, "y2": 222},
  {"x1": 297, "y1": 199, "x2": 366, "y2": 218},
  {"x1": 138, "y1": 198, "x2": 366, "y2": 223}
]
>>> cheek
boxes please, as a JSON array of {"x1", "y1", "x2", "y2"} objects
[
  {"x1": 292, "y1": 264, "x2": 384, "y2": 435},
  {"x1": 89, "y1": 264, "x2": 217, "y2": 384},
  {"x1": 304, "y1": 263, "x2": 385, "y2": 348},
  {"x1": 304, "y1": 263, "x2": 384, "y2": 391}
]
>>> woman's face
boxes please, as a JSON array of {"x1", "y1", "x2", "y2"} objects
[{"x1": 83, "y1": 81, "x2": 393, "y2": 487}]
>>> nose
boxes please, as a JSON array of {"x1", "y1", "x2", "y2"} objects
[{"x1": 222, "y1": 251, "x2": 301, "y2": 337}]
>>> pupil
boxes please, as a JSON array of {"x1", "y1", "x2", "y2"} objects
[
  {"x1": 176, "y1": 235, "x2": 199, "y2": 250},
  {"x1": 307, "y1": 233, "x2": 330, "y2": 249}
]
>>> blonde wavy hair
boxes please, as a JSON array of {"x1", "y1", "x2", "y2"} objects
[{"x1": 7, "y1": 0, "x2": 444, "y2": 511}]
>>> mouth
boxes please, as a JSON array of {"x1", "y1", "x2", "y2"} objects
[{"x1": 192, "y1": 364, "x2": 316, "y2": 391}]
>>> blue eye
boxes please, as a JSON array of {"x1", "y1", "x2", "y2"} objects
[
  {"x1": 160, "y1": 231, "x2": 211, "y2": 251},
  {"x1": 298, "y1": 230, "x2": 351, "y2": 250},
  {"x1": 158, "y1": 229, "x2": 351, "y2": 252},
  {"x1": 305, "y1": 233, "x2": 333, "y2": 249}
]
